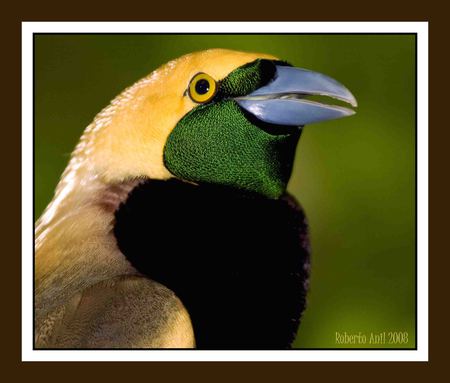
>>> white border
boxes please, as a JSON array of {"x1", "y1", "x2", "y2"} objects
[{"x1": 22, "y1": 22, "x2": 429, "y2": 362}]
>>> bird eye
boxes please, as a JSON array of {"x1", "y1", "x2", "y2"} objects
[{"x1": 188, "y1": 73, "x2": 217, "y2": 103}]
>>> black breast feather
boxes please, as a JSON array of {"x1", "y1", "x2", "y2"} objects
[{"x1": 114, "y1": 179, "x2": 310, "y2": 349}]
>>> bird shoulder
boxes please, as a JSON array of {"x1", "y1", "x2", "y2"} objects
[{"x1": 35, "y1": 275, "x2": 195, "y2": 349}]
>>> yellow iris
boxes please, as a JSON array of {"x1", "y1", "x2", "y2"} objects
[{"x1": 188, "y1": 73, "x2": 217, "y2": 103}]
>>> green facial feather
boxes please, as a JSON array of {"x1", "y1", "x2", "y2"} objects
[
  {"x1": 216, "y1": 58, "x2": 276, "y2": 98},
  {"x1": 163, "y1": 59, "x2": 301, "y2": 199}
]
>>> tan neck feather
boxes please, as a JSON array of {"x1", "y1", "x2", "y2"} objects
[{"x1": 35, "y1": 162, "x2": 140, "y2": 319}]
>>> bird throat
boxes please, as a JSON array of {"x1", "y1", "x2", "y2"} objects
[{"x1": 164, "y1": 100, "x2": 301, "y2": 199}]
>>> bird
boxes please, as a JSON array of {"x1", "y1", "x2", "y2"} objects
[{"x1": 35, "y1": 48, "x2": 357, "y2": 349}]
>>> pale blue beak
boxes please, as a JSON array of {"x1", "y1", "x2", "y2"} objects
[{"x1": 236, "y1": 65, "x2": 357, "y2": 127}]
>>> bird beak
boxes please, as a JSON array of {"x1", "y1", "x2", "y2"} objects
[{"x1": 235, "y1": 65, "x2": 357, "y2": 127}]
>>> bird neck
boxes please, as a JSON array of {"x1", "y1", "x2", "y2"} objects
[{"x1": 35, "y1": 165, "x2": 139, "y2": 319}]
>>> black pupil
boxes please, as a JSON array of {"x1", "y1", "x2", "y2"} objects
[{"x1": 195, "y1": 79, "x2": 210, "y2": 95}]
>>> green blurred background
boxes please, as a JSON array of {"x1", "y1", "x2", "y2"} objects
[{"x1": 34, "y1": 34, "x2": 416, "y2": 348}]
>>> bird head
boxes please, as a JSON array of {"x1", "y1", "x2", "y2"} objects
[{"x1": 87, "y1": 49, "x2": 356, "y2": 198}]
